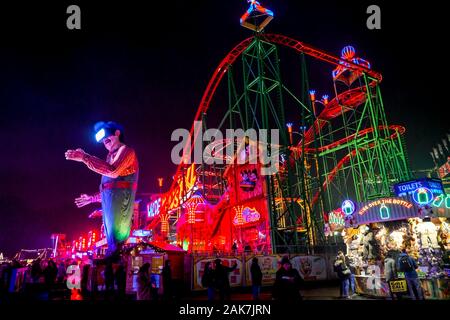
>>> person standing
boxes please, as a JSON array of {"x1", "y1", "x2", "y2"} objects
[
  {"x1": 115, "y1": 262, "x2": 126, "y2": 300},
  {"x1": 65, "y1": 121, "x2": 139, "y2": 260},
  {"x1": 136, "y1": 263, "x2": 151, "y2": 300},
  {"x1": 31, "y1": 258, "x2": 42, "y2": 284},
  {"x1": 272, "y1": 256, "x2": 303, "y2": 302},
  {"x1": 150, "y1": 274, "x2": 159, "y2": 301},
  {"x1": 397, "y1": 249, "x2": 424, "y2": 300},
  {"x1": 334, "y1": 251, "x2": 351, "y2": 299},
  {"x1": 231, "y1": 241, "x2": 238, "y2": 255},
  {"x1": 201, "y1": 261, "x2": 216, "y2": 301},
  {"x1": 43, "y1": 259, "x2": 58, "y2": 299},
  {"x1": 214, "y1": 259, "x2": 237, "y2": 301},
  {"x1": 162, "y1": 260, "x2": 172, "y2": 301},
  {"x1": 384, "y1": 251, "x2": 398, "y2": 300},
  {"x1": 345, "y1": 254, "x2": 357, "y2": 296},
  {"x1": 250, "y1": 257, "x2": 263, "y2": 300},
  {"x1": 57, "y1": 261, "x2": 66, "y2": 284},
  {"x1": 104, "y1": 261, "x2": 115, "y2": 299}
]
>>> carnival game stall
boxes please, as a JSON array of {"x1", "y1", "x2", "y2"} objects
[
  {"x1": 340, "y1": 191, "x2": 450, "y2": 299},
  {"x1": 124, "y1": 242, "x2": 186, "y2": 296}
]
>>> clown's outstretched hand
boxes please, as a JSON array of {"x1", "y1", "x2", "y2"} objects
[
  {"x1": 74, "y1": 194, "x2": 93, "y2": 208},
  {"x1": 65, "y1": 148, "x2": 87, "y2": 162}
]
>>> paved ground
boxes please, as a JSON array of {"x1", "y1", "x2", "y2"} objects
[
  {"x1": 187, "y1": 284, "x2": 376, "y2": 300},
  {"x1": 2, "y1": 282, "x2": 379, "y2": 301}
]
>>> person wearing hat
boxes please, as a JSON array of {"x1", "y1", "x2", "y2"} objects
[
  {"x1": 65, "y1": 121, "x2": 139, "y2": 260},
  {"x1": 272, "y1": 256, "x2": 303, "y2": 301}
]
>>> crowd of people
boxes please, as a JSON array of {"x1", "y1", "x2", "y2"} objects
[
  {"x1": 333, "y1": 249, "x2": 425, "y2": 300},
  {"x1": 200, "y1": 256, "x2": 303, "y2": 302},
  {"x1": 0, "y1": 256, "x2": 129, "y2": 301},
  {"x1": 2, "y1": 249, "x2": 427, "y2": 301},
  {"x1": 0, "y1": 257, "x2": 82, "y2": 300}
]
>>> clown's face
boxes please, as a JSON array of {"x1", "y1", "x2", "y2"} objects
[{"x1": 102, "y1": 130, "x2": 121, "y2": 152}]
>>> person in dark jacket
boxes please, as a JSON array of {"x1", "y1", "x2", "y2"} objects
[
  {"x1": 397, "y1": 249, "x2": 424, "y2": 300},
  {"x1": 214, "y1": 258, "x2": 237, "y2": 301},
  {"x1": 80, "y1": 264, "x2": 91, "y2": 299},
  {"x1": 201, "y1": 261, "x2": 216, "y2": 301},
  {"x1": 345, "y1": 254, "x2": 357, "y2": 296},
  {"x1": 250, "y1": 257, "x2": 263, "y2": 300},
  {"x1": 104, "y1": 261, "x2": 115, "y2": 299},
  {"x1": 115, "y1": 262, "x2": 126, "y2": 300},
  {"x1": 334, "y1": 251, "x2": 351, "y2": 299},
  {"x1": 31, "y1": 258, "x2": 42, "y2": 284},
  {"x1": 136, "y1": 263, "x2": 151, "y2": 300},
  {"x1": 162, "y1": 260, "x2": 172, "y2": 301},
  {"x1": 44, "y1": 260, "x2": 57, "y2": 288},
  {"x1": 272, "y1": 256, "x2": 302, "y2": 302},
  {"x1": 150, "y1": 274, "x2": 159, "y2": 301},
  {"x1": 57, "y1": 261, "x2": 66, "y2": 284}
]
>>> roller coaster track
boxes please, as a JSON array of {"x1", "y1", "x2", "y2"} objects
[{"x1": 152, "y1": 34, "x2": 387, "y2": 232}]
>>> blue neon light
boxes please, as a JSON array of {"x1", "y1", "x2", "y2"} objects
[
  {"x1": 95, "y1": 129, "x2": 106, "y2": 142},
  {"x1": 341, "y1": 46, "x2": 356, "y2": 59},
  {"x1": 148, "y1": 198, "x2": 161, "y2": 218},
  {"x1": 379, "y1": 204, "x2": 390, "y2": 220},
  {"x1": 341, "y1": 200, "x2": 355, "y2": 216},
  {"x1": 412, "y1": 187, "x2": 433, "y2": 205}
]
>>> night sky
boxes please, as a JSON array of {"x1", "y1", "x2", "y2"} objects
[{"x1": 0, "y1": 1, "x2": 448, "y2": 256}]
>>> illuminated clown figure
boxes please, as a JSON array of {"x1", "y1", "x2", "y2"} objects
[{"x1": 65, "y1": 121, "x2": 139, "y2": 259}]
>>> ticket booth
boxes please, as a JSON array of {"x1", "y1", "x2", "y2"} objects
[{"x1": 125, "y1": 242, "x2": 186, "y2": 297}]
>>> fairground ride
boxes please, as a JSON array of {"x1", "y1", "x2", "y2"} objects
[{"x1": 147, "y1": 1, "x2": 412, "y2": 255}]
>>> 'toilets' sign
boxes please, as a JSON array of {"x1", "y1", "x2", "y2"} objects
[{"x1": 393, "y1": 178, "x2": 444, "y2": 197}]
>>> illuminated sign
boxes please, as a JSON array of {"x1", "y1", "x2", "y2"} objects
[
  {"x1": 341, "y1": 200, "x2": 355, "y2": 216},
  {"x1": 163, "y1": 163, "x2": 197, "y2": 211},
  {"x1": 132, "y1": 229, "x2": 151, "y2": 237},
  {"x1": 348, "y1": 195, "x2": 426, "y2": 226},
  {"x1": 379, "y1": 203, "x2": 390, "y2": 220},
  {"x1": 393, "y1": 178, "x2": 444, "y2": 197},
  {"x1": 358, "y1": 198, "x2": 413, "y2": 216},
  {"x1": 233, "y1": 206, "x2": 260, "y2": 226},
  {"x1": 412, "y1": 187, "x2": 433, "y2": 205},
  {"x1": 433, "y1": 194, "x2": 450, "y2": 209},
  {"x1": 433, "y1": 194, "x2": 445, "y2": 207},
  {"x1": 148, "y1": 198, "x2": 161, "y2": 218},
  {"x1": 328, "y1": 210, "x2": 345, "y2": 230},
  {"x1": 389, "y1": 280, "x2": 408, "y2": 293}
]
